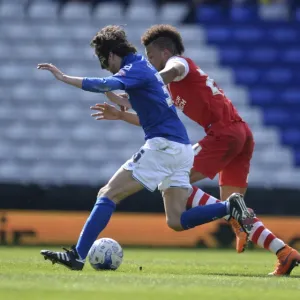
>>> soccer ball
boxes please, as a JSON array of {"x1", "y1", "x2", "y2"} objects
[{"x1": 88, "y1": 238, "x2": 123, "y2": 270}]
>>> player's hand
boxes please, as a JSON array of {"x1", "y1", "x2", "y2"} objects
[
  {"x1": 37, "y1": 63, "x2": 64, "y2": 81},
  {"x1": 90, "y1": 103, "x2": 122, "y2": 121}
]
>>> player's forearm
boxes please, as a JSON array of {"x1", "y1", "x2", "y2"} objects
[
  {"x1": 60, "y1": 75, "x2": 84, "y2": 89},
  {"x1": 119, "y1": 111, "x2": 140, "y2": 126},
  {"x1": 105, "y1": 92, "x2": 132, "y2": 109},
  {"x1": 159, "y1": 66, "x2": 180, "y2": 85}
]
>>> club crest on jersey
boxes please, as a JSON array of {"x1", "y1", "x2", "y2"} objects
[{"x1": 174, "y1": 96, "x2": 187, "y2": 111}]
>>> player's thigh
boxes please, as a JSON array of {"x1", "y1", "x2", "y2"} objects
[
  {"x1": 160, "y1": 150, "x2": 193, "y2": 231},
  {"x1": 189, "y1": 168, "x2": 207, "y2": 183},
  {"x1": 219, "y1": 126, "x2": 254, "y2": 194},
  {"x1": 162, "y1": 187, "x2": 190, "y2": 231},
  {"x1": 99, "y1": 167, "x2": 144, "y2": 203},
  {"x1": 219, "y1": 156, "x2": 250, "y2": 195},
  {"x1": 123, "y1": 146, "x2": 171, "y2": 193},
  {"x1": 190, "y1": 143, "x2": 208, "y2": 183},
  {"x1": 158, "y1": 142, "x2": 194, "y2": 193},
  {"x1": 192, "y1": 132, "x2": 244, "y2": 181}
]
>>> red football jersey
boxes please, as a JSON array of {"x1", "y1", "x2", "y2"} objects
[{"x1": 167, "y1": 56, "x2": 243, "y2": 132}]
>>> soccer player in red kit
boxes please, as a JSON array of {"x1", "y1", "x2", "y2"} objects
[
  {"x1": 139, "y1": 24, "x2": 299, "y2": 276},
  {"x1": 142, "y1": 25, "x2": 254, "y2": 253}
]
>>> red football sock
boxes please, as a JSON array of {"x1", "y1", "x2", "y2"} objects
[
  {"x1": 186, "y1": 186, "x2": 221, "y2": 210},
  {"x1": 249, "y1": 217, "x2": 285, "y2": 253}
]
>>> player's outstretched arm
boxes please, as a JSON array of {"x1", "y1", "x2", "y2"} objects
[
  {"x1": 37, "y1": 63, "x2": 83, "y2": 88},
  {"x1": 159, "y1": 61, "x2": 186, "y2": 85},
  {"x1": 91, "y1": 103, "x2": 140, "y2": 126},
  {"x1": 37, "y1": 63, "x2": 124, "y2": 92},
  {"x1": 105, "y1": 92, "x2": 132, "y2": 109}
]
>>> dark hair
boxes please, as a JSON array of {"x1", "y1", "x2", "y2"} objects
[
  {"x1": 141, "y1": 24, "x2": 185, "y2": 55},
  {"x1": 90, "y1": 25, "x2": 137, "y2": 68}
]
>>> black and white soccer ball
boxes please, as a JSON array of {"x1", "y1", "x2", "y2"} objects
[{"x1": 88, "y1": 238, "x2": 123, "y2": 270}]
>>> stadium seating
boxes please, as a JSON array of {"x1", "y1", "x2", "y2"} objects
[
  {"x1": 197, "y1": 5, "x2": 300, "y2": 175},
  {"x1": 0, "y1": 0, "x2": 299, "y2": 187}
]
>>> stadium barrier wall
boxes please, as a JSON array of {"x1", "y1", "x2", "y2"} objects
[
  {"x1": 1, "y1": 183, "x2": 300, "y2": 215},
  {"x1": 1, "y1": 210, "x2": 300, "y2": 248}
]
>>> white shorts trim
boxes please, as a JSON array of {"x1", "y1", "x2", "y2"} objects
[{"x1": 192, "y1": 142, "x2": 202, "y2": 156}]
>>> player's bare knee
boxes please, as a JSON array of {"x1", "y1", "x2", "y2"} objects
[
  {"x1": 98, "y1": 185, "x2": 109, "y2": 197},
  {"x1": 166, "y1": 217, "x2": 184, "y2": 232},
  {"x1": 97, "y1": 185, "x2": 122, "y2": 204}
]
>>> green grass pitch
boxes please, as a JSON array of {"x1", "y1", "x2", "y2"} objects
[{"x1": 0, "y1": 247, "x2": 299, "y2": 300}]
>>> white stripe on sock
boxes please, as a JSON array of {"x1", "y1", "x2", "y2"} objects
[
  {"x1": 257, "y1": 229, "x2": 270, "y2": 248},
  {"x1": 269, "y1": 239, "x2": 285, "y2": 254},
  {"x1": 192, "y1": 189, "x2": 205, "y2": 208},
  {"x1": 206, "y1": 196, "x2": 219, "y2": 205}
]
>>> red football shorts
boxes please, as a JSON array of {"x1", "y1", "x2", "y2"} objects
[{"x1": 193, "y1": 122, "x2": 255, "y2": 187}]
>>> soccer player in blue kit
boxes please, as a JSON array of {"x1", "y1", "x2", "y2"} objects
[{"x1": 37, "y1": 25, "x2": 253, "y2": 270}]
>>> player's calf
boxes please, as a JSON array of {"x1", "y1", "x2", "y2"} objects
[{"x1": 163, "y1": 187, "x2": 190, "y2": 232}]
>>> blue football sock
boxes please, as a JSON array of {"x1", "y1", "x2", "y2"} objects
[
  {"x1": 181, "y1": 202, "x2": 229, "y2": 230},
  {"x1": 76, "y1": 197, "x2": 116, "y2": 260}
]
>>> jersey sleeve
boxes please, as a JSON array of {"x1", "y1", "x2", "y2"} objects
[
  {"x1": 113, "y1": 64, "x2": 147, "y2": 89},
  {"x1": 165, "y1": 57, "x2": 189, "y2": 82},
  {"x1": 82, "y1": 76, "x2": 125, "y2": 93}
]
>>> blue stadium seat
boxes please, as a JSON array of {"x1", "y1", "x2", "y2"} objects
[
  {"x1": 219, "y1": 48, "x2": 243, "y2": 63},
  {"x1": 250, "y1": 88, "x2": 276, "y2": 106},
  {"x1": 295, "y1": 112, "x2": 300, "y2": 125},
  {"x1": 206, "y1": 27, "x2": 231, "y2": 43},
  {"x1": 268, "y1": 28, "x2": 298, "y2": 43},
  {"x1": 230, "y1": 5, "x2": 258, "y2": 22},
  {"x1": 296, "y1": 8, "x2": 300, "y2": 22},
  {"x1": 295, "y1": 150, "x2": 300, "y2": 166},
  {"x1": 282, "y1": 49, "x2": 300, "y2": 63},
  {"x1": 234, "y1": 68, "x2": 260, "y2": 85},
  {"x1": 282, "y1": 129, "x2": 300, "y2": 146},
  {"x1": 262, "y1": 69, "x2": 293, "y2": 84},
  {"x1": 264, "y1": 109, "x2": 300, "y2": 126},
  {"x1": 233, "y1": 27, "x2": 264, "y2": 43},
  {"x1": 247, "y1": 48, "x2": 278, "y2": 63},
  {"x1": 281, "y1": 89, "x2": 300, "y2": 104},
  {"x1": 196, "y1": 6, "x2": 225, "y2": 23},
  {"x1": 263, "y1": 109, "x2": 290, "y2": 127}
]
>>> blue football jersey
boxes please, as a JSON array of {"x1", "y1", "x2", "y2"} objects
[{"x1": 113, "y1": 54, "x2": 190, "y2": 144}]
